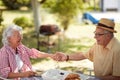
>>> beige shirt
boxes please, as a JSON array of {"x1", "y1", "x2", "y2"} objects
[{"x1": 84, "y1": 37, "x2": 120, "y2": 77}]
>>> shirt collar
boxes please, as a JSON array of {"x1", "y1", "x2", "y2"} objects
[
  {"x1": 5, "y1": 45, "x2": 18, "y2": 55},
  {"x1": 106, "y1": 37, "x2": 115, "y2": 50}
]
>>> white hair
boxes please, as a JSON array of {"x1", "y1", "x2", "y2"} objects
[
  {"x1": 104, "y1": 30, "x2": 114, "y2": 37},
  {"x1": 2, "y1": 24, "x2": 23, "y2": 45}
]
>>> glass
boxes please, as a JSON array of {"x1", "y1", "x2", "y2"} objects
[
  {"x1": 94, "y1": 31, "x2": 107, "y2": 37},
  {"x1": 95, "y1": 33, "x2": 105, "y2": 36}
]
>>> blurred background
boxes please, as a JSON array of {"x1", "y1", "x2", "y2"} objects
[{"x1": 0, "y1": 0, "x2": 120, "y2": 75}]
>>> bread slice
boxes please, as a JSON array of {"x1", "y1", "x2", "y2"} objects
[{"x1": 65, "y1": 73, "x2": 80, "y2": 80}]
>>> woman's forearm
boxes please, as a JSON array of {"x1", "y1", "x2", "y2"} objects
[
  {"x1": 8, "y1": 72, "x2": 23, "y2": 79},
  {"x1": 38, "y1": 52, "x2": 53, "y2": 58},
  {"x1": 8, "y1": 71, "x2": 36, "y2": 79}
]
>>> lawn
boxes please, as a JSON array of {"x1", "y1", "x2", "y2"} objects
[{"x1": 0, "y1": 10, "x2": 120, "y2": 65}]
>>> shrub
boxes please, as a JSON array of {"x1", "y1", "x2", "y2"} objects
[
  {"x1": 1, "y1": 0, "x2": 31, "y2": 10},
  {"x1": 13, "y1": 16, "x2": 34, "y2": 29}
]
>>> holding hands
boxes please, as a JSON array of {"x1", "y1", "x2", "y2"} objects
[{"x1": 52, "y1": 52, "x2": 69, "y2": 61}]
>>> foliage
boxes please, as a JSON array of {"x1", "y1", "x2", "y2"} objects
[
  {"x1": 0, "y1": 13, "x2": 3, "y2": 26},
  {"x1": 42, "y1": 0, "x2": 83, "y2": 31},
  {"x1": 0, "y1": 0, "x2": 4, "y2": 6},
  {"x1": 82, "y1": 0, "x2": 100, "y2": 12},
  {"x1": 0, "y1": 25, "x2": 4, "y2": 47},
  {"x1": 1, "y1": 0, "x2": 47, "y2": 10},
  {"x1": 1, "y1": 0, "x2": 31, "y2": 10},
  {"x1": 13, "y1": 16, "x2": 34, "y2": 29}
]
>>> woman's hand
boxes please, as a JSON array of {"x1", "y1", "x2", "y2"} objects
[
  {"x1": 20, "y1": 71, "x2": 36, "y2": 78},
  {"x1": 52, "y1": 52, "x2": 68, "y2": 61},
  {"x1": 8, "y1": 71, "x2": 37, "y2": 79}
]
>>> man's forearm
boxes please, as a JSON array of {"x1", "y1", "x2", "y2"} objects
[{"x1": 68, "y1": 52, "x2": 86, "y2": 61}]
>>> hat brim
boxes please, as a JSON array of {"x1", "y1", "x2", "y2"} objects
[{"x1": 97, "y1": 26, "x2": 117, "y2": 33}]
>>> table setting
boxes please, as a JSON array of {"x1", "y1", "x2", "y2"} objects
[
  {"x1": 30, "y1": 60, "x2": 100, "y2": 80},
  {"x1": 32, "y1": 69, "x2": 100, "y2": 80}
]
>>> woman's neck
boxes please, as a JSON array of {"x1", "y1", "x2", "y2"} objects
[{"x1": 9, "y1": 45, "x2": 18, "y2": 54}]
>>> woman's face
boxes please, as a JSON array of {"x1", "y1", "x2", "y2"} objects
[{"x1": 8, "y1": 30, "x2": 22, "y2": 49}]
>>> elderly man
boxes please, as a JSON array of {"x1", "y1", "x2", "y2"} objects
[{"x1": 54, "y1": 18, "x2": 120, "y2": 80}]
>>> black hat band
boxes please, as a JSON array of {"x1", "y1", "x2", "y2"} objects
[{"x1": 97, "y1": 23, "x2": 113, "y2": 29}]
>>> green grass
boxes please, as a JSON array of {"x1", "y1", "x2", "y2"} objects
[{"x1": 1, "y1": 10, "x2": 120, "y2": 65}]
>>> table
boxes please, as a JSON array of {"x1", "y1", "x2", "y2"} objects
[
  {"x1": 0, "y1": 74, "x2": 100, "y2": 80},
  {"x1": 1, "y1": 73, "x2": 100, "y2": 80},
  {"x1": 79, "y1": 73, "x2": 100, "y2": 80},
  {"x1": 34, "y1": 73, "x2": 100, "y2": 80}
]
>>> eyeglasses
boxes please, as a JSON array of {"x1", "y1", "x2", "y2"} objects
[
  {"x1": 94, "y1": 32, "x2": 108, "y2": 37},
  {"x1": 94, "y1": 33, "x2": 105, "y2": 37}
]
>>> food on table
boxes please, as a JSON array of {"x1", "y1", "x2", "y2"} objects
[
  {"x1": 41, "y1": 69, "x2": 80, "y2": 80},
  {"x1": 65, "y1": 73, "x2": 80, "y2": 80}
]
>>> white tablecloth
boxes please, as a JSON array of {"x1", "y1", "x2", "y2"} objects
[{"x1": 34, "y1": 73, "x2": 100, "y2": 80}]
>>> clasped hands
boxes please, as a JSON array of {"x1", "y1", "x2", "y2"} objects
[{"x1": 51, "y1": 52, "x2": 68, "y2": 61}]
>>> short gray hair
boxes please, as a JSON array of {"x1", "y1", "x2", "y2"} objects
[
  {"x1": 2, "y1": 24, "x2": 23, "y2": 45},
  {"x1": 104, "y1": 30, "x2": 114, "y2": 37}
]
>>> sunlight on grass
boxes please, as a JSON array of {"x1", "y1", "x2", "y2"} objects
[
  {"x1": 115, "y1": 23, "x2": 120, "y2": 40},
  {"x1": 1, "y1": 10, "x2": 120, "y2": 70},
  {"x1": 65, "y1": 24, "x2": 96, "y2": 39},
  {"x1": 2, "y1": 10, "x2": 32, "y2": 25}
]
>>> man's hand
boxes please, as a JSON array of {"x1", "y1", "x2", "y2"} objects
[{"x1": 52, "y1": 52, "x2": 68, "y2": 61}]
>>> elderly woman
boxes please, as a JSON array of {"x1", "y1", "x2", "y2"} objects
[{"x1": 0, "y1": 24, "x2": 53, "y2": 80}]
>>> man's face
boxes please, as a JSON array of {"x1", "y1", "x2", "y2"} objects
[{"x1": 94, "y1": 27, "x2": 110, "y2": 46}]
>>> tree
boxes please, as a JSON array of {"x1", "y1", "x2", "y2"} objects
[
  {"x1": 1, "y1": 0, "x2": 31, "y2": 10},
  {"x1": 42, "y1": 0, "x2": 83, "y2": 31},
  {"x1": 1, "y1": 0, "x2": 47, "y2": 10}
]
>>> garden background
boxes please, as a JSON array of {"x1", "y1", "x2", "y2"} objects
[{"x1": 0, "y1": 0, "x2": 120, "y2": 75}]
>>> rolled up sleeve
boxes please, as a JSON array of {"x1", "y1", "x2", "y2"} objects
[
  {"x1": 83, "y1": 44, "x2": 95, "y2": 62},
  {"x1": 29, "y1": 48, "x2": 40, "y2": 58},
  {"x1": 18, "y1": 44, "x2": 40, "y2": 58}
]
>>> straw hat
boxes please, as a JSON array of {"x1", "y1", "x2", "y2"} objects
[{"x1": 97, "y1": 18, "x2": 117, "y2": 33}]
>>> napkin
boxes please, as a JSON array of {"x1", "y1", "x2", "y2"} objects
[{"x1": 41, "y1": 69, "x2": 70, "y2": 80}]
